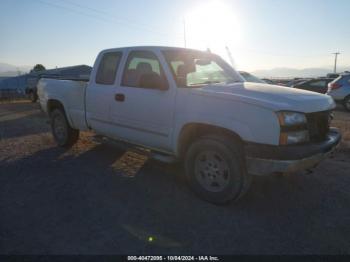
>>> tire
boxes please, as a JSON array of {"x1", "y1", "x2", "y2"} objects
[
  {"x1": 50, "y1": 109, "x2": 79, "y2": 148},
  {"x1": 184, "y1": 135, "x2": 251, "y2": 205},
  {"x1": 343, "y1": 96, "x2": 350, "y2": 112}
]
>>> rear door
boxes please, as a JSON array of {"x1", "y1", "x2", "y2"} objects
[{"x1": 85, "y1": 51, "x2": 123, "y2": 135}]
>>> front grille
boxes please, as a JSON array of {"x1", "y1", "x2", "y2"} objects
[{"x1": 306, "y1": 111, "x2": 330, "y2": 142}]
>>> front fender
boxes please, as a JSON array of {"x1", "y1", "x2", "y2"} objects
[{"x1": 172, "y1": 117, "x2": 255, "y2": 156}]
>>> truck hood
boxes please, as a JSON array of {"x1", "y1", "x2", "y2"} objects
[{"x1": 193, "y1": 82, "x2": 335, "y2": 113}]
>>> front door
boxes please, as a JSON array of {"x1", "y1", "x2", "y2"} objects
[{"x1": 109, "y1": 50, "x2": 176, "y2": 152}]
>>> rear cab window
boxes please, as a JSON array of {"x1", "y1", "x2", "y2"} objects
[{"x1": 96, "y1": 52, "x2": 122, "y2": 85}]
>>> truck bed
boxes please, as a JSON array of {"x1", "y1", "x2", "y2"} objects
[{"x1": 37, "y1": 78, "x2": 89, "y2": 131}]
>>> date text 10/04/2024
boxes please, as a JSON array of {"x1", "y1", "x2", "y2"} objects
[{"x1": 127, "y1": 256, "x2": 220, "y2": 261}]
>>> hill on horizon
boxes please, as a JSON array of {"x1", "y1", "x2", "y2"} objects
[{"x1": 252, "y1": 67, "x2": 349, "y2": 78}]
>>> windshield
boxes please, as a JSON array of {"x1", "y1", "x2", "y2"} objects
[
  {"x1": 163, "y1": 50, "x2": 242, "y2": 87},
  {"x1": 239, "y1": 72, "x2": 266, "y2": 84}
]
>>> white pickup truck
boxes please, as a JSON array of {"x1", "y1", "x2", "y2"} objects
[{"x1": 38, "y1": 46, "x2": 341, "y2": 204}]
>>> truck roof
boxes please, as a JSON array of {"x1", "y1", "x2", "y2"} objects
[{"x1": 100, "y1": 46, "x2": 208, "y2": 54}]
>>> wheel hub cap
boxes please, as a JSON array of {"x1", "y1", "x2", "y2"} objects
[{"x1": 194, "y1": 150, "x2": 230, "y2": 193}]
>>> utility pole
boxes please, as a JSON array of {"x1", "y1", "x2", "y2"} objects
[
  {"x1": 332, "y1": 52, "x2": 340, "y2": 73},
  {"x1": 225, "y1": 46, "x2": 235, "y2": 68},
  {"x1": 183, "y1": 18, "x2": 187, "y2": 48}
]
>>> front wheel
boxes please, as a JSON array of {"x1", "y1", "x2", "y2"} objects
[
  {"x1": 50, "y1": 109, "x2": 79, "y2": 148},
  {"x1": 184, "y1": 135, "x2": 251, "y2": 205},
  {"x1": 343, "y1": 96, "x2": 350, "y2": 112}
]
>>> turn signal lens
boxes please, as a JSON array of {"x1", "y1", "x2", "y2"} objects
[{"x1": 280, "y1": 130, "x2": 310, "y2": 145}]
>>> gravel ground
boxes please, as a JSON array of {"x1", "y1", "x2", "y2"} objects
[{"x1": 0, "y1": 101, "x2": 350, "y2": 255}]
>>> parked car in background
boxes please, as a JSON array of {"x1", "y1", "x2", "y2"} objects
[
  {"x1": 239, "y1": 71, "x2": 266, "y2": 84},
  {"x1": 293, "y1": 78, "x2": 334, "y2": 94},
  {"x1": 327, "y1": 73, "x2": 340, "y2": 79},
  {"x1": 262, "y1": 78, "x2": 276, "y2": 85},
  {"x1": 286, "y1": 78, "x2": 311, "y2": 87},
  {"x1": 327, "y1": 73, "x2": 350, "y2": 111}
]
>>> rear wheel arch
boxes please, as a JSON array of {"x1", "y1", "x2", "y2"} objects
[
  {"x1": 47, "y1": 99, "x2": 64, "y2": 115},
  {"x1": 47, "y1": 99, "x2": 75, "y2": 128}
]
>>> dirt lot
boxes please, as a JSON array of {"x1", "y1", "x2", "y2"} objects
[{"x1": 1, "y1": 101, "x2": 350, "y2": 255}]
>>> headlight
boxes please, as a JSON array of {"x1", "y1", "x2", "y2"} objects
[
  {"x1": 277, "y1": 111, "x2": 309, "y2": 145},
  {"x1": 277, "y1": 111, "x2": 307, "y2": 126}
]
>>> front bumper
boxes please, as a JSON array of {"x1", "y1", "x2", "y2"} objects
[{"x1": 245, "y1": 128, "x2": 341, "y2": 176}]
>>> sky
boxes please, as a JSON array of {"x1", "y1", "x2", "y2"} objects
[{"x1": 0, "y1": 0, "x2": 349, "y2": 72}]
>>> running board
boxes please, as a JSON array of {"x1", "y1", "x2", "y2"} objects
[
  {"x1": 149, "y1": 152, "x2": 178, "y2": 163},
  {"x1": 92, "y1": 135, "x2": 177, "y2": 164}
]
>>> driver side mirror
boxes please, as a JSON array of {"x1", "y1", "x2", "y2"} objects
[{"x1": 195, "y1": 59, "x2": 211, "y2": 66}]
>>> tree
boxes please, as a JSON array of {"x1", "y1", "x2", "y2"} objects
[{"x1": 31, "y1": 64, "x2": 46, "y2": 73}]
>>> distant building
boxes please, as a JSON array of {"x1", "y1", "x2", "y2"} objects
[
  {"x1": 0, "y1": 75, "x2": 29, "y2": 99},
  {"x1": 0, "y1": 65, "x2": 92, "y2": 99},
  {"x1": 0, "y1": 77, "x2": 10, "y2": 81}
]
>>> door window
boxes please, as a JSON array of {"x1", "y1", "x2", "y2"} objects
[
  {"x1": 122, "y1": 51, "x2": 168, "y2": 89},
  {"x1": 96, "y1": 52, "x2": 122, "y2": 85}
]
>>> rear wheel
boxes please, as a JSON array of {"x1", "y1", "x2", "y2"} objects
[
  {"x1": 184, "y1": 135, "x2": 251, "y2": 204},
  {"x1": 50, "y1": 109, "x2": 79, "y2": 147},
  {"x1": 343, "y1": 96, "x2": 350, "y2": 112}
]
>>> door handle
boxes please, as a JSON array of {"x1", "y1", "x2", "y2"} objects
[{"x1": 115, "y1": 93, "x2": 125, "y2": 102}]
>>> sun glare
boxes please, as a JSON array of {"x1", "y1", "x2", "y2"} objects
[{"x1": 185, "y1": 1, "x2": 243, "y2": 60}]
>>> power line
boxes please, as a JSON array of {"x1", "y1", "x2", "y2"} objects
[
  {"x1": 34, "y1": 0, "x2": 343, "y2": 63},
  {"x1": 36, "y1": 0, "x2": 183, "y2": 40},
  {"x1": 36, "y1": 0, "x2": 116, "y2": 23},
  {"x1": 60, "y1": 0, "x2": 179, "y2": 36},
  {"x1": 225, "y1": 46, "x2": 235, "y2": 67}
]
